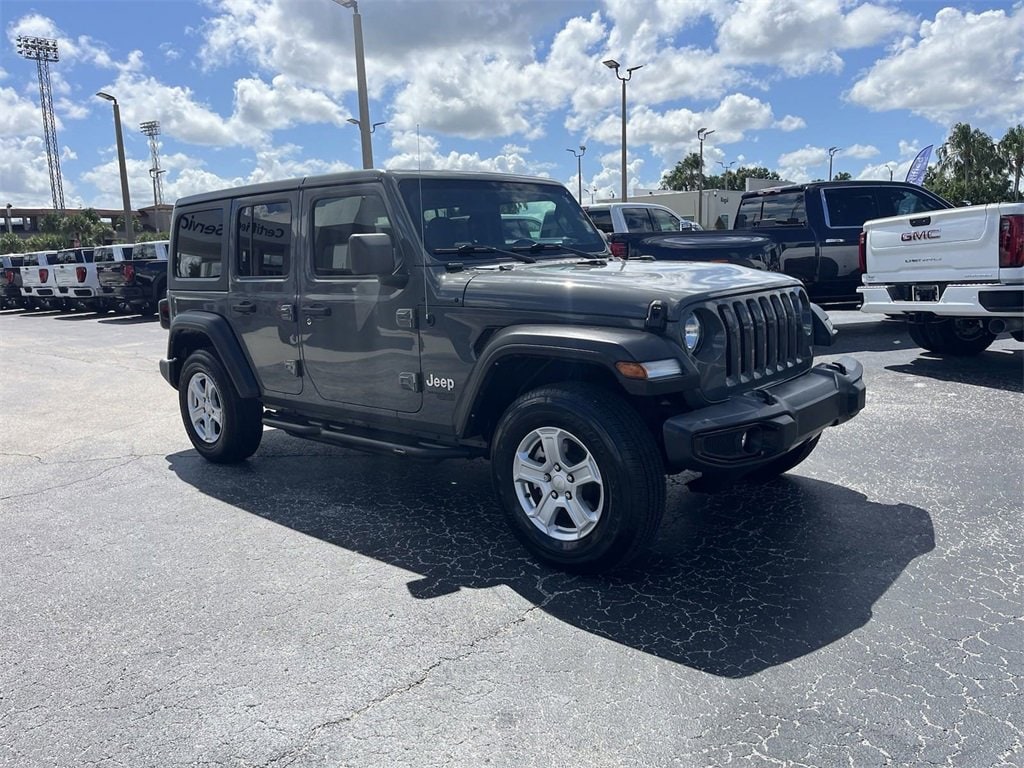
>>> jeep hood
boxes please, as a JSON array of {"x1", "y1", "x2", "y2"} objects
[{"x1": 457, "y1": 259, "x2": 800, "y2": 319}]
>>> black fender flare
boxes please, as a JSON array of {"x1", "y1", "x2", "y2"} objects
[
  {"x1": 454, "y1": 324, "x2": 689, "y2": 436},
  {"x1": 165, "y1": 310, "x2": 261, "y2": 399}
]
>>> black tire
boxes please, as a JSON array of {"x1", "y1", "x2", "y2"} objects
[
  {"x1": 138, "y1": 302, "x2": 156, "y2": 317},
  {"x1": 178, "y1": 350, "x2": 263, "y2": 463},
  {"x1": 742, "y1": 434, "x2": 821, "y2": 484},
  {"x1": 908, "y1": 318, "x2": 994, "y2": 355},
  {"x1": 491, "y1": 382, "x2": 665, "y2": 573}
]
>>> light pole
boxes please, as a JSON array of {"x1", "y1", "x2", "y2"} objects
[
  {"x1": 603, "y1": 59, "x2": 642, "y2": 203},
  {"x1": 333, "y1": 0, "x2": 373, "y2": 169},
  {"x1": 696, "y1": 127, "x2": 715, "y2": 227},
  {"x1": 717, "y1": 159, "x2": 736, "y2": 190},
  {"x1": 347, "y1": 118, "x2": 386, "y2": 133},
  {"x1": 828, "y1": 146, "x2": 841, "y2": 181},
  {"x1": 566, "y1": 145, "x2": 586, "y2": 202},
  {"x1": 96, "y1": 91, "x2": 134, "y2": 243},
  {"x1": 885, "y1": 163, "x2": 895, "y2": 182}
]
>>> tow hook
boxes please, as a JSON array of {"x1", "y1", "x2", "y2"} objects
[
  {"x1": 751, "y1": 389, "x2": 775, "y2": 405},
  {"x1": 825, "y1": 361, "x2": 848, "y2": 375}
]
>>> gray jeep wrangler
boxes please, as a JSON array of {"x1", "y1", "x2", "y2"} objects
[{"x1": 159, "y1": 170, "x2": 865, "y2": 572}]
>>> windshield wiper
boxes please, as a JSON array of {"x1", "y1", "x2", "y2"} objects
[
  {"x1": 510, "y1": 240, "x2": 607, "y2": 260},
  {"x1": 432, "y1": 243, "x2": 536, "y2": 264}
]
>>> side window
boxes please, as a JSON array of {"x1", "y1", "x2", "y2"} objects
[
  {"x1": 649, "y1": 208, "x2": 681, "y2": 232},
  {"x1": 734, "y1": 198, "x2": 762, "y2": 228},
  {"x1": 312, "y1": 193, "x2": 391, "y2": 277},
  {"x1": 824, "y1": 188, "x2": 880, "y2": 228},
  {"x1": 759, "y1": 193, "x2": 806, "y2": 225},
  {"x1": 174, "y1": 208, "x2": 224, "y2": 279},
  {"x1": 622, "y1": 207, "x2": 653, "y2": 232},
  {"x1": 237, "y1": 201, "x2": 291, "y2": 278},
  {"x1": 587, "y1": 209, "x2": 613, "y2": 234},
  {"x1": 878, "y1": 189, "x2": 947, "y2": 217}
]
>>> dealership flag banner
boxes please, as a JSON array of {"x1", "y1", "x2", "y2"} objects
[{"x1": 905, "y1": 145, "x2": 933, "y2": 186}]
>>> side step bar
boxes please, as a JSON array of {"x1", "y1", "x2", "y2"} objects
[{"x1": 262, "y1": 414, "x2": 481, "y2": 460}]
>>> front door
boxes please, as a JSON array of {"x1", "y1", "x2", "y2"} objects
[
  {"x1": 298, "y1": 184, "x2": 422, "y2": 414},
  {"x1": 227, "y1": 194, "x2": 302, "y2": 395}
]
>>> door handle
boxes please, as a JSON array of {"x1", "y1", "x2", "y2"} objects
[
  {"x1": 302, "y1": 304, "x2": 331, "y2": 317},
  {"x1": 231, "y1": 301, "x2": 257, "y2": 314}
]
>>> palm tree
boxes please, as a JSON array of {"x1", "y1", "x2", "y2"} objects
[
  {"x1": 999, "y1": 125, "x2": 1024, "y2": 201},
  {"x1": 660, "y1": 153, "x2": 704, "y2": 191}
]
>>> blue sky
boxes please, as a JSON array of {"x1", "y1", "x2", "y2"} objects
[{"x1": 2, "y1": 0, "x2": 1022, "y2": 211}]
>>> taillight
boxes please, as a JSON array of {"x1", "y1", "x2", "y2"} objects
[
  {"x1": 858, "y1": 230, "x2": 867, "y2": 274},
  {"x1": 39, "y1": 268, "x2": 48, "y2": 283},
  {"x1": 122, "y1": 263, "x2": 136, "y2": 282},
  {"x1": 76, "y1": 266, "x2": 87, "y2": 283},
  {"x1": 610, "y1": 240, "x2": 628, "y2": 259},
  {"x1": 999, "y1": 214, "x2": 1024, "y2": 268},
  {"x1": 4, "y1": 269, "x2": 13, "y2": 285}
]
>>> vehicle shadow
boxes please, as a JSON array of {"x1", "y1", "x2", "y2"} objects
[
  {"x1": 166, "y1": 434, "x2": 934, "y2": 678},
  {"x1": 97, "y1": 315, "x2": 157, "y2": 325},
  {"x1": 887, "y1": 349, "x2": 1023, "y2": 393},
  {"x1": 819, "y1": 318, "x2": 913, "y2": 354}
]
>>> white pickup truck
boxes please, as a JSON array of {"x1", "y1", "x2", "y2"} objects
[
  {"x1": 19, "y1": 251, "x2": 60, "y2": 310},
  {"x1": 858, "y1": 203, "x2": 1024, "y2": 354},
  {"x1": 54, "y1": 244, "x2": 131, "y2": 311}
]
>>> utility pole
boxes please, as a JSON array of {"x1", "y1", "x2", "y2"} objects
[
  {"x1": 828, "y1": 146, "x2": 841, "y2": 181},
  {"x1": 566, "y1": 145, "x2": 586, "y2": 202},
  {"x1": 697, "y1": 127, "x2": 715, "y2": 227},
  {"x1": 17, "y1": 36, "x2": 65, "y2": 213}
]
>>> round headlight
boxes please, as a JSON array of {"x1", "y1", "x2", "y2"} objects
[{"x1": 683, "y1": 312, "x2": 702, "y2": 352}]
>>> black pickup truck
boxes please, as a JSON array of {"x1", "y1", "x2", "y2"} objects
[
  {"x1": 95, "y1": 240, "x2": 169, "y2": 315},
  {"x1": 596, "y1": 182, "x2": 953, "y2": 304}
]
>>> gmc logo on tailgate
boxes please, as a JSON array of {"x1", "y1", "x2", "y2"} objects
[{"x1": 901, "y1": 229, "x2": 941, "y2": 242}]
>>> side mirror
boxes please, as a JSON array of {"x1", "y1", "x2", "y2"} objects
[{"x1": 349, "y1": 233, "x2": 396, "y2": 276}]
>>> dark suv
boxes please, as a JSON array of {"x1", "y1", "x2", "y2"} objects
[{"x1": 160, "y1": 170, "x2": 865, "y2": 572}]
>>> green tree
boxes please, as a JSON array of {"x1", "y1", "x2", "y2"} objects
[
  {"x1": 136, "y1": 231, "x2": 170, "y2": 242},
  {"x1": 0, "y1": 232, "x2": 25, "y2": 253},
  {"x1": 833, "y1": 171, "x2": 852, "y2": 181},
  {"x1": 37, "y1": 208, "x2": 116, "y2": 246},
  {"x1": 731, "y1": 166, "x2": 781, "y2": 191},
  {"x1": 660, "y1": 153, "x2": 703, "y2": 191},
  {"x1": 998, "y1": 124, "x2": 1024, "y2": 201},
  {"x1": 24, "y1": 233, "x2": 67, "y2": 251},
  {"x1": 930, "y1": 123, "x2": 1010, "y2": 204}
]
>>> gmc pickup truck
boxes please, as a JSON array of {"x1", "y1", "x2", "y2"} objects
[
  {"x1": 600, "y1": 182, "x2": 955, "y2": 304},
  {"x1": 51, "y1": 247, "x2": 98, "y2": 310},
  {"x1": 95, "y1": 240, "x2": 169, "y2": 315},
  {"x1": 19, "y1": 250, "x2": 61, "y2": 309},
  {"x1": 859, "y1": 203, "x2": 1024, "y2": 354}
]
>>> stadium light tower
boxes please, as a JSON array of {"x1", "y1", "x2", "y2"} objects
[
  {"x1": 16, "y1": 35, "x2": 65, "y2": 213},
  {"x1": 139, "y1": 121, "x2": 165, "y2": 208}
]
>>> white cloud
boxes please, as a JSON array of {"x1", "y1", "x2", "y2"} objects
[
  {"x1": 717, "y1": 0, "x2": 914, "y2": 76},
  {"x1": 0, "y1": 86, "x2": 42, "y2": 137},
  {"x1": 847, "y1": 6, "x2": 1024, "y2": 126},
  {"x1": 843, "y1": 143, "x2": 879, "y2": 160},
  {"x1": 774, "y1": 115, "x2": 805, "y2": 132}
]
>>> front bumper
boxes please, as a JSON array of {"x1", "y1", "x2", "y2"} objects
[{"x1": 663, "y1": 356, "x2": 865, "y2": 474}]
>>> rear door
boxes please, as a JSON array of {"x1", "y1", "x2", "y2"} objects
[
  {"x1": 227, "y1": 193, "x2": 302, "y2": 396},
  {"x1": 298, "y1": 183, "x2": 422, "y2": 413}
]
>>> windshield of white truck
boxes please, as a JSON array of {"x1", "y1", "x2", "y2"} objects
[{"x1": 399, "y1": 178, "x2": 606, "y2": 262}]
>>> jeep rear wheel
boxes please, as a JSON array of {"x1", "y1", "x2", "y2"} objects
[
  {"x1": 491, "y1": 383, "x2": 665, "y2": 573},
  {"x1": 179, "y1": 350, "x2": 263, "y2": 463}
]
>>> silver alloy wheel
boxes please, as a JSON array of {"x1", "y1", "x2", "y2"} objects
[
  {"x1": 512, "y1": 426, "x2": 604, "y2": 541},
  {"x1": 186, "y1": 372, "x2": 224, "y2": 444}
]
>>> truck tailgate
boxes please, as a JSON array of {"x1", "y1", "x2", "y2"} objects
[{"x1": 863, "y1": 205, "x2": 1008, "y2": 283}]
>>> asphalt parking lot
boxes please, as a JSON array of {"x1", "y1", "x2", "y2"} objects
[{"x1": 1, "y1": 307, "x2": 1021, "y2": 768}]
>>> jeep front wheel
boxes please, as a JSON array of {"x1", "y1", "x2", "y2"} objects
[
  {"x1": 491, "y1": 383, "x2": 665, "y2": 573},
  {"x1": 179, "y1": 350, "x2": 263, "y2": 463}
]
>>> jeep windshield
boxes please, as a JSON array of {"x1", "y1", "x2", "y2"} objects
[{"x1": 398, "y1": 178, "x2": 607, "y2": 262}]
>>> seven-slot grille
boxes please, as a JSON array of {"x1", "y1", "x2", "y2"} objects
[{"x1": 715, "y1": 288, "x2": 806, "y2": 386}]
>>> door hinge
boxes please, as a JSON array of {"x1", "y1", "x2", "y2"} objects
[
  {"x1": 285, "y1": 360, "x2": 303, "y2": 377},
  {"x1": 399, "y1": 372, "x2": 421, "y2": 392},
  {"x1": 396, "y1": 308, "x2": 417, "y2": 329}
]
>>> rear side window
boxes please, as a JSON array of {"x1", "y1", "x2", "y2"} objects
[
  {"x1": 586, "y1": 208, "x2": 613, "y2": 233},
  {"x1": 237, "y1": 202, "x2": 292, "y2": 278},
  {"x1": 759, "y1": 193, "x2": 807, "y2": 226},
  {"x1": 174, "y1": 208, "x2": 224, "y2": 279},
  {"x1": 622, "y1": 207, "x2": 653, "y2": 232},
  {"x1": 875, "y1": 188, "x2": 947, "y2": 218}
]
